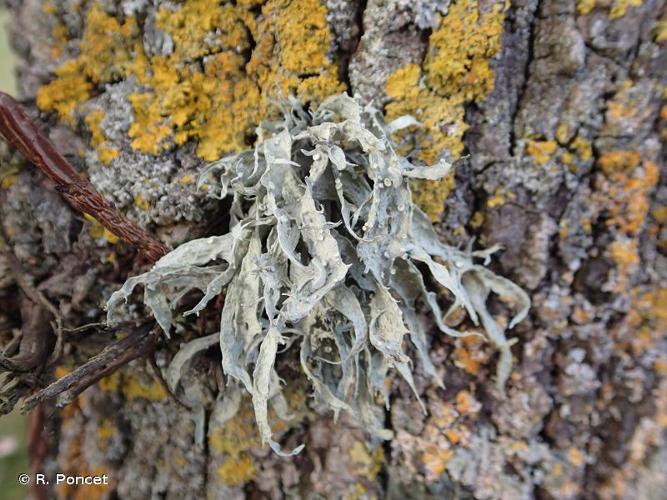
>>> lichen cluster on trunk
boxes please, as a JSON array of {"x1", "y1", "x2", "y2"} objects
[{"x1": 0, "y1": 0, "x2": 665, "y2": 499}]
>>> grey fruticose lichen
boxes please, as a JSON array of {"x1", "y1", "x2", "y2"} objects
[{"x1": 106, "y1": 94, "x2": 529, "y2": 455}]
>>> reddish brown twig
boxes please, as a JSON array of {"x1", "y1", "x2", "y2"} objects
[{"x1": 0, "y1": 91, "x2": 167, "y2": 263}]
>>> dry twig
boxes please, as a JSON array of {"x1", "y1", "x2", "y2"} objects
[{"x1": 0, "y1": 91, "x2": 167, "y2": 262}]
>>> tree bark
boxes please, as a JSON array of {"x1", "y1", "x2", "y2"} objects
[{"x1": 1, "y1": 0, "x2": 666, "y2": 499}]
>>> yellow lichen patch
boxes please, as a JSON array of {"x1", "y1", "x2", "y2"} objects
[
  {"x1": 50, "y1": 23, "x2": 70, "y2": 60},
  {"x1": 97, "y1": 371, "x2": 121, "y2": 392},
  {"x1": 526, "y1": 139, "x2": 558, "y2": 165},
  {"x1": 97, "y1": 369, "x2": 167, "y2": 401},
  {"x1": 349, "y1": 441, "x2": 384, "y2": 480},
  {"x1": 247, "y1": 0, "x2": 344, "y2": 110},
  {"x1": 133, "y1": 194, "x2": 151, "y2": 211},
  {"x1": 384, "y1": 66, "x2": 461, "y2": 216},
  {"x1": 209, "y1": 401, "x2": 261, "y2": 457},
  {"x1": 626, "y1": 288, "x2": 667, "y2": 340},
  {"x1": 410, "y1": 175, "x2": 458, "y2": 220},
  {"x1": 443, "y1": 428, "x2": 462, "y2": 445},
  {"x1": 508, "y1": 440, "x2": 528, "y2": 453},
  {"x1": 97, "y1": 418, "x2": 115, "y2": 451},
  {"x1": 0, "y1": 164, "x2": 19, "y2": 190},
  {"x1": 209, "y1": 390, "x2": 306, "y2": 486},
  {"x1": 40, "y1": 0, "x2": 343, "y2": 162},
  {"x1": 385, "y1": 64, "x2": 421, "y2": 102},
  {"x1": 132, "y1": 0, "x2": 341, "y2": 159},
  {"x1": 156, "y1": 1, "x2": 249, "y2": 62},
  {"x1": 216, "y1": 454, "x2": 257, "y2": 487},
  {"x1": 606, "y1": 81, "x2": 639, "y2": 123},
  {"x1": 424, "y1": 1, "x2": 504, "y2": 100},
  {"x1": 653, "y1": 206, "x2": 667, "y2": 224},
  {"x1": 37, "y1": 60, "x2": 92, "y2": 125},
  {"x1": 127, "y1": 91, "x2": 174, "y2": 155},
  {"x1": 558, "y1": 135, "x2": 591, "y2": 171},
  {"x1": 656, "y1": 21, "x2": 667, "y2": 43},
  {"x1": 577, "y1": 0, "x2": 596, "y2": 15},
  {"x1": 102, "y1": 229, "x2": 119, "y2": 244},
  {"x1": 469, "y1": 211, "x2": 485, "y2": 229},
  {"x1": 487, "y1": 187, "x2": 515, "y2": 208},
  {"x1": 128, "y1": 1, "x2": 261, "y2": 159},
  {"x1": 385, "y1": 0, "x2": 506, "y2": 220},
  {"x1": 561, "y1": 151, "x2": 575, "y2": 169},
  {"x1": 655, "y1": 358, "x2": 667, "y2": 376},
  {"x1": 122, "y1": 373, "x2": 168, "y2": 401},
  {"x1": 555, "y1": 123, "x2": 570, "y2": 145},
  {"x1": 577, "y1": 0, "x2": 643, "y2": 17},
  {"x1": 599, "y1": 150, "x2": 641, "y2": 175},
  {"x1": 0, "y1": 174, "x2": 17, "y2": 189},
  {"x1": 37, "y1": 4, "x2": 141, "y2": 124},
  {"x1": 85, "y1": 110, "x2": 119, "y2": 165},
  {"x1": 609, "y1": 0, "x2": 643, "y2": 18},
  {"x1": 78, "y1": 5, "x2": 141, "y2": 83},
  {"x1": 42, "y1": 0, "x2": 57, "y2": 15},
  {"x1": 570, "y1": 135, "x2": 593, "y2": 162}
]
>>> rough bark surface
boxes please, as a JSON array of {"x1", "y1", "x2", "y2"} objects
[{"x1": 0, "y1": 0, "x2": 665, "y2": 499}]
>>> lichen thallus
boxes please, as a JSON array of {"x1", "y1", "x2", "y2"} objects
[{"x1": 1, "y1": 92, "x2": 530, "y2": 456}]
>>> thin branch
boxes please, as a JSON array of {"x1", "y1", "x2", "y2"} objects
[
  {"x1": 21, "y1": 322, "x2": 159, "y2": 411},
  {"x1": 0, "y1": 91, "x2": 167, "y2": 263}
]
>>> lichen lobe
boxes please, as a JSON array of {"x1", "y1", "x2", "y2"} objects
[{"x1": 106, "y1": 95, "x2": 529, "y2": 454}]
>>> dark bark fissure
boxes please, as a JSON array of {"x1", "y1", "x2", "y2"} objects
[
  {"x1": 507, "y1": 0, "x2": 540, "y2": 156},
  {"x1": 337, "y1": 0, "x2": 367, "y2": 89}
]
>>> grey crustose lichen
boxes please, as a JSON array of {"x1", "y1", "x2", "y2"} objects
[{"x1": 106, "y1": 94, "x2": 529, "y2": 455}]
